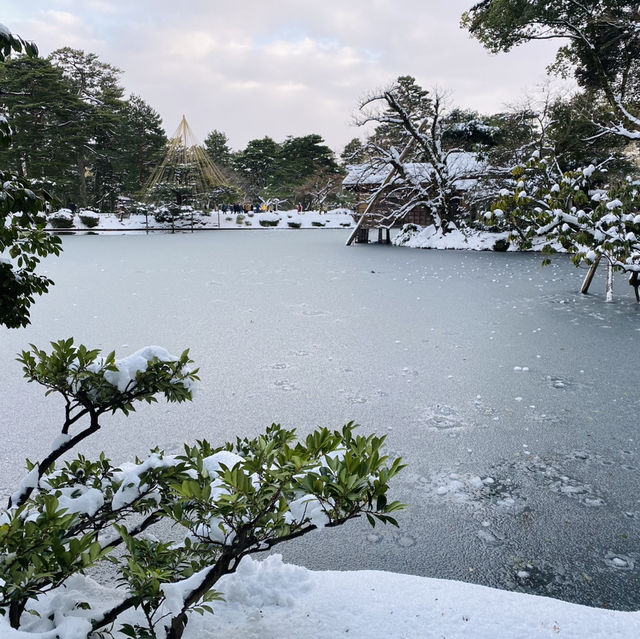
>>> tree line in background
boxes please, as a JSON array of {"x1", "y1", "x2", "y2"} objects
[
  {"x1": 0, "y1": 48, "x2": 349, "y2": 213},
  {"x1": 0, "y1": 1, "x2": 637, "y2": 220},
  {"x1": 0, "y1": 3, "x2": 637, "y2": 237},
  {"x1": 0, "y1": 48, "x2": 167, "y2": 212}
]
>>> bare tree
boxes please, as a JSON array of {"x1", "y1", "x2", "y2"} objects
[{"x1": 352, "y1": 82, "x2": 484, "y2": 232}]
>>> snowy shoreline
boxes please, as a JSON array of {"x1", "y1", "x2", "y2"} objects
[
  {"x1": 43, "y1": 208, "x2": 357, "y2": 234},
  {"x1": 9, "y1": 554, "x2": 639, "y2": 638}
]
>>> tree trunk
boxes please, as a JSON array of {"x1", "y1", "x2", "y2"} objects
[
  {"x1": 9, "y1": 599, "x2": 26, "y2": 629},
  {"x1": 606, "y1": 260, "x2": 614, "y2": 302},
  {"x1": 580, "y1": 257, "x2": 600, "y2": 294},
  {"x1": 165, "y1": 612, "x2": 188, "y2": 639},
  {"x1": 77, "y1": 155, "x2": 88, "y2": 207},
  {"x1": 629, "y1": 271, "x2": 640, "y2": 303}
]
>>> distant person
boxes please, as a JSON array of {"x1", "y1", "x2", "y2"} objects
[{"x1": 297, "y1": 203, "x2": 302, "y2": 213}]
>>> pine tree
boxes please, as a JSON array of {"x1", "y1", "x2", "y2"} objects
[
  {"x1": 0, "y1": 56, "x2": 85, "y2": 201},
  {"x1": 204, "y1": 129, "x2": 233, "y2": 168}
]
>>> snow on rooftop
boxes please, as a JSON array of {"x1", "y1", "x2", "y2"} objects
[{"x1": 342, "y1": 152, "x2": 485, "y2": 190}]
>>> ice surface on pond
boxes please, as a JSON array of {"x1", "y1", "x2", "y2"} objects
[{"x1": 1, "y1": 231, "x2": 639, "y2": 609}]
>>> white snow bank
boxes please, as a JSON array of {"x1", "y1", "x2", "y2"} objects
[
  {"x1": 182, "y1": 555, "x2": 640, "y2": 639},
  {"x1": 2, "y1": 555, "x2": 638, "y2": 638},
  {"x1": 394, "y1": 223, "x2": 511, "y2": 251},
  {"x1": 257, "y1": 212, "x2": 281, "y2": 223},
  {"x1": 40, "y1": 208, "x2": 355, "y2": 234}
]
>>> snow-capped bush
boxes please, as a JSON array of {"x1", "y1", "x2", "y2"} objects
[
  {"x1": 49, "y1": 208, "x2": 75, "y2": 229},
  {"x1": 394, "y1": 223, "x2": 422, "y2": 246},
  {"x1": 258, "y1": 212, "x2": 281, "y2": 227},
  {"x1": 78, "y1": 208, "x2": 100, "y2": 228}
]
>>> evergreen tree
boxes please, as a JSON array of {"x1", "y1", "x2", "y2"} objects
[
  {"x1": 548, "y1": 93, "x2": 633, "y2": 176},
  {"x1": 275, "y1": 134, "x2": 340, "y2": 198},
  {"x1": 49, "y1": 47, "x2": 126, "y2": 209},
  {"x1": 0, "y1": 56, "x2": 85, "y2": 201},
  {"x1": 367, "y1": 76, "x2": 433, "y2": 152},
  {"x1": 118, "y1": 95, "x2": 167, "y2": 196},
  {"x1": 462, "y1": 1, "x2": 640, "y2": 139},
  {"x1": 233, "y1": 136, "x2": 282, "y2": 198},
  {"x1": 204, "y1": 129, "x2": 232, "y2": 167},
  {"x1": 340, "y1": 137, "x2": 368, "y2": 165}
]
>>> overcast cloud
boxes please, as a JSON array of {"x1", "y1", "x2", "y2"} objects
[{"x1": 4, "y1": 1, "x2": 569, "y2": 152}]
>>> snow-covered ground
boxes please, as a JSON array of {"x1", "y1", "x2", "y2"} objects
[
  {"x1": 173, "y1": 554, "x2": 640, "y2": 639},
  {"x1": 394, "y1": 222, "x2": 512, "y2": 251},
  {"x1": 5, "y1": 554, "x2": 638, "y2": 638},
  {"x1": 45, "y1": 208, "x2": 356, "y2": 233}
]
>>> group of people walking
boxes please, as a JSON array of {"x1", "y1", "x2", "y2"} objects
[{"x1": 220, "y1": 203, "x2": 305, "y2": 213}]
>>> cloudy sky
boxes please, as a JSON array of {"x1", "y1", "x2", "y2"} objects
[{"x1": 4, "y1": 1, "x2": 568, "y2": 153}]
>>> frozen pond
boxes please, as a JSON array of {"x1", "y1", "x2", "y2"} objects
[{"x1": 1, "y1": 230, "x2": 639, "y2": 609}]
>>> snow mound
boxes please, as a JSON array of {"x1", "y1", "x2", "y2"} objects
[
  {"x1": 217, "y1": 554, "x2": 311, "y2": 609},
  {"x1": 181, "y1": 555, "x2": 640, "y2": 639},
  {"x1": 394, "y1": 223, "x2": 510, "y2": 251}
]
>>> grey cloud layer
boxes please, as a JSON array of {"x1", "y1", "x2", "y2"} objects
[{"x1": 9, "y1": 0, "x2": 565, "y2": 151}]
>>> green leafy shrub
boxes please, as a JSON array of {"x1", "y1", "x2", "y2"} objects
[
  {"x1": 0, "y1": 174, "x2": 61, "y2": 328},
  {"x1": 288, "y1": 221, "x2": 302, "y2": 228},
  {"x1": 492, "y1": 238, "x2": 509, "y2": 252},
  {"x1": 1, "y1": 339, "x2": 405, "y2": 639},
  {"x1": 311, "y1": 221, "x2": 326, "y2": 227}
]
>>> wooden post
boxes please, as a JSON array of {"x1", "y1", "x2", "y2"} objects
[
  {"x1": 580, "y1": 257, "x2": 600, "y2": 294},
  {"x1": 629, "y1": 271, "x2": 640, "y2": 302}
]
